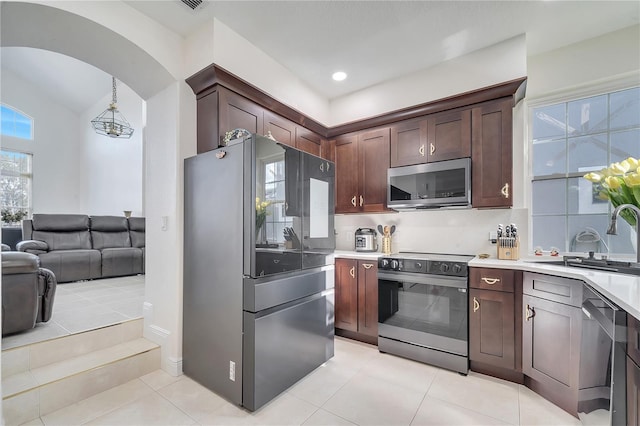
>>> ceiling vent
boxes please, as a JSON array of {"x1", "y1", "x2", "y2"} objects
[{"x1": 179, "y1": 0, "x2": 205, "y2": 11}]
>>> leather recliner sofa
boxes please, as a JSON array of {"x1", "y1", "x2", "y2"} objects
[
  {"x1": 18, "y1": 214, "x2": 145, "y2": 283},
  {"x1": 2, "y1": 251, "x2": 57, "y2": 335}
]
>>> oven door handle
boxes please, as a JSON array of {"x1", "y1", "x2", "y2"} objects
[{"x1": 377, "y1": 271, "x2": 467, "y2": 289}]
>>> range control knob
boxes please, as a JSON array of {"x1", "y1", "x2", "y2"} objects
[
  {"x1": 439, "y1": 263, "x2": 450, "y2": 273},
  {"x1": 380, "y1": 259, "x2": 389, "y2": 269},
  {"x1": 390, "y1": 259, "x2": 399, "y2": 270},
  {"x1": 452, "y1": 264, "x2": 463, "y2": 274}
]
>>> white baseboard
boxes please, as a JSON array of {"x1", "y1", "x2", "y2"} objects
[{"x1": 164, "y1": 357, "x2": 183, "y2": 377}]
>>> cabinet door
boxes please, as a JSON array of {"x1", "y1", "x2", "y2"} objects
[
  {"x1": 427, "y1": 109, "x2": 471, "y2": 162},
  {"x1": 469, "y1": 289, "x2": 515, "y2": 370},
  {"x1": 358, "y1": 128, "x2": 390, "y2": 212},
  {"x1": 196, "y1": 90, "x2": 219, "y2": 154},
  {"x1": 218, "y1": 87, "x2": 264, "y2": 140},
  {"x1": 628, "y1": 356, "x2": 640, "y2": 426},
  {"x1": 390, "y1": 119, "x2": 427, "y2": 167},
  {"x1": 264, "y1": 110, "x2": 295, "y2": 147},
  {"x1": 334, "y1": 135, "x2": 360, "y2": 213},
  {"x1": 357, "y1": 261, "x2": 378, "y2": 338},
  {"x1": 295, "y1": 127, "x2": 322, "y2": 157},
  {"x1": 335, "y1": 258, "x2": 358, "y2": 332},
  {"x1": 471, "y1": 98, "x2": 513, "y2": 208},
  {"x1": 523, "y1": 294, "x2": 581, "y2": 415}
]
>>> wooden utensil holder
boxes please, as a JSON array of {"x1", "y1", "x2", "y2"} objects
[{"x1": 497, "y1": 237, "x2": 520, "y2": 260}]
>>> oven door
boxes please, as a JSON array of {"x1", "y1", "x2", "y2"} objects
[{"x1": 378, "y1": 271, "x2": 468, "y2": 356}]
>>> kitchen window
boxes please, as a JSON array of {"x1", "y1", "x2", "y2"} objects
[
  {"x1": 1, "y1": 104, "x2": 33, "y2": 140},
  {"x1": 530, "y1": 86, "x2": 640, "y2": 255},
  {"x1": 263, "y1": 158, "x2": 293, "y2": 244}
]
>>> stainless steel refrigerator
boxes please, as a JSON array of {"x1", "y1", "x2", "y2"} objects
[{"x1": 183, "y1": 134, "x2": 335, "y2": 411}]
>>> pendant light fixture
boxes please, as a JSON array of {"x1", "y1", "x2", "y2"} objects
[{"x1": 90, "y1": 77, "x2": 134, "y2": 139}]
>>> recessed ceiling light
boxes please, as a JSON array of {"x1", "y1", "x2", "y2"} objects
[{"x1": 332, "y1": 71, "x2": 347, "y2": 81}]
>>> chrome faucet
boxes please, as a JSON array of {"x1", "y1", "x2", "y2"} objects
[{"x1": 606, "y1": 204, "x2": 640, "y2": 263}]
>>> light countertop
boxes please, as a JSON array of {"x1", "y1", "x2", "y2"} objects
[
  {"x1": 334, "y1": 250, "x2": 385, "y2": 260},
  {"x1": 470, "y1": 256, "x2": 640, "y2": 320}
]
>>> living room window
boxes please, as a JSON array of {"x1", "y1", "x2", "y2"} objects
[
  {"x1": 0, "y1": 149, "x2": 33, "y2": 223},
  {"x1": 1, "y1": 104, "x2": 33, "y2": 140},
  {"x1": 530, "y1": 86, "x2": 640, "y2": 255}
]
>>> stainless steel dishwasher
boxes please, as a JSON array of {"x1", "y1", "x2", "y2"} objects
[{"x1": 577, "y1": 283, "x2": 627, "y2": 425}]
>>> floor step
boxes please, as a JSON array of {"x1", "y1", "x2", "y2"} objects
[{"x1": 2, "y1": 320, "x2": 159, "y2": 425}]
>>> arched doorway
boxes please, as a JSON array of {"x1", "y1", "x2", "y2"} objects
[{"x1": 1, "y1": 1, "x2": 191, "y2": 376}]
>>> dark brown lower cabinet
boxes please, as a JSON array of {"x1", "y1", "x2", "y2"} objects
[
  {"x1": 468, "y1": 268, "x2": 523, "y2": 383},
  {"x1": 470, "y1": 289, "x2": 515, "y2": 368},
  {"x1": 523, "y1": 293, "x2": 582, "y2": 417},
  {"x1": 334, "y1": 258, "x2": 378, "y2": 345}
]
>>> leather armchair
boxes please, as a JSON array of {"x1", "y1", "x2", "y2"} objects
[{"x1": 2, "y1": 251, "x2": 57, "y2": 336}]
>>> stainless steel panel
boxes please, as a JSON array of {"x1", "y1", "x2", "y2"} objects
[
  {"x1": 244, "y1": 266, "x2": 335, "y2": 312},
  {"x1": 378, "y1": 336, "x2": 468, "y2": 374},
  {"x1": 377, "y1": 271, "x2": 466, "y2": 288},
  {"x1": 183, "y1": 145, "x2": 245, "y2": 406},
  {"x1": 378, "y1": 323, "x2": 468, "y2": 355},
  {"x1": 243, "y1": 290, "x2": 335, "y2": 411}
]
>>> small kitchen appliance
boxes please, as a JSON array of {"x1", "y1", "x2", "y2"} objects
[{"x1": 355, "y1": 228, "x2": 378, "y2": 252}]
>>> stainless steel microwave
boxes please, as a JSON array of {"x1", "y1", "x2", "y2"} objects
[{"x1": 387, "y1": 158, "x2": 471, "y2": 210}]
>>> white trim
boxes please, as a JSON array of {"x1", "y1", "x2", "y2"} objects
[
  {"x1": 526, "y1": 71, "x2": 640, "y2": 108},
  {"x1": 148, "y1": 324, "x2": 170, "y2": 340},
  {"x1": 163, "y1": 357, "x2": 183, "y2": 377}
]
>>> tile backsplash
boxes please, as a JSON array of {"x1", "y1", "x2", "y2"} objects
[{"x1": 335, "y1": 208, "x2": 529, "y2": 256}]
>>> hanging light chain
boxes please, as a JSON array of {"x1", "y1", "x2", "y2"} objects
[{"x1": 112, "y1": 77, "x2": 118, "y2": 105}]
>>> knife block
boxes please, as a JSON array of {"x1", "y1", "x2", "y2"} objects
[{"x1": 497, "y1": 237, "x2": 520, "y2": 260}]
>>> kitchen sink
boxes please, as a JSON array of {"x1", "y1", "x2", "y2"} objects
[{"x1": 528, "y1": 255, "x2": 640, "y2": 277}]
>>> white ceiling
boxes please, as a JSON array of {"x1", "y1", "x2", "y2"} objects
[{"x1": 1, "y1": 1, "x2": 638, "y2": 114}]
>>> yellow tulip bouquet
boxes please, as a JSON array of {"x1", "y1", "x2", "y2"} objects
[
  {"x1": 583, "y1": 157, "x2": 640, "y2": 227},
  {"x1": 255, "y1": 197, "x2": 271, "y2": 231}
]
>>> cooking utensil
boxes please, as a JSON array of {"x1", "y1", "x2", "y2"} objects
[
  {"x1": 377, "y1": 225, "x2": 384, "y2": 235},
  {"x1": 390, "y1": 225, "x2": 396, "y2": 235}
]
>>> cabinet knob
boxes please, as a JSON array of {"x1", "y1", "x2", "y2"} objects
[
  {"x1": 481, "y1": 277, "x2": 500, "y2": 285},
  {"x1": 360, "y1": 195, "x2": 364, "y2": 207},
  {"x1": 351, "y1": 196, "x2": 357, "y2": 207},
  {"x1": 501, "y1": 183, "x2": 510, "y2": 199},
  {"x1": 525, "y1": 304, "x2": 535, "y2": 321},
  {"x1": 419, "y1": 144, "x2": 425, "y2": 156},
  {"x1": 362, "y1": 263, "x2": 374, "y2": 269},
  {"x1": 349, "y1": 266, "x2": 355, "y2": 278},
  {"x1": 429, "y1": 143, "x2": 435, "y2": 156},
  {"x1": 473, "y1": 297, "x2": 479, "y2": 312}
]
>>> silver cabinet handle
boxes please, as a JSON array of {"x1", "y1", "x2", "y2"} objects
[
  {"x1": 419, "y1": 144, "x2": 425, "y2": 156},
  {"x1": 362, "y1": 263, "x2": 374, "y2": 269},
  {"x1": 481, "y1": 277, "x2": 500, "y2": 285},
  {"x1": 326, "y1": 162, "x2": 330, "y2": 171},
  {"x1": 351, "y1": 196, "x2": 357, "y2": 207},
  {"x1": 349, "y1": 266, "x2": 355, "y2": 278},
  {"x1": 526, "y1": 305, "x2": 535, "y2": 321},
  {"x1": 473, "y1": 297, "x2": 479, "y2": 312},
  {"x1": 360, "y1": 195, "x2": 364, "y2": 207},
  {"x1": 430, "y1": 143, "x2": 435, "y2": 155},
  {"x1": 320, "y1": 163, "x2": 324, "y2": 172}
]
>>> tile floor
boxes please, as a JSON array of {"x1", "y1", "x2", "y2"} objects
[
  {"x1": 2, "y1": 275, "x2": 145, "y2": 350},
  {"x1": 25, "y1": 337, "x2": 580, "y2": 426}
]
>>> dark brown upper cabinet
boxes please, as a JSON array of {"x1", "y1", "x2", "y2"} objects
[
  {"x1": 263, "y1": 110, "x2": 295, "y2": 147},
  {"x1": 333, "y1": 128, "x2": 390, "y2": 214},
  {"x1": 471, "y1": 98, "x2": 514, "y2": 208},
  {"x1": 219, "y1": 86, "x2": 264, "y2": 142},
  {"x1": 390, "y1": 109, "x2": 470, "y2": 168},
  {"x1": 427, "y1": 109, "x2": 471, "y2": 162},
  {"x1": 295, "y1": 126, "x2": 322, "y2": 157}
]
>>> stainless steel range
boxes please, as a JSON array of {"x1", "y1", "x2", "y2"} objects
[{"x1": 377, "y1": 252, "x2": 473, "y2": 374}]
